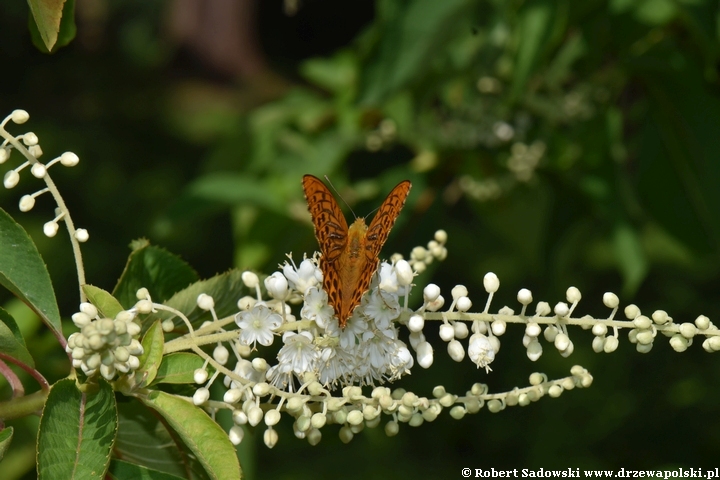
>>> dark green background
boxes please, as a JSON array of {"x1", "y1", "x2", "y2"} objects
[{"x1": 2, "y1": 0, "x2": 720, "y2": 478}]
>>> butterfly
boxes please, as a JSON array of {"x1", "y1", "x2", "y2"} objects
[{"x1": 302, "y1": 175, "x2": 412, "y2": 328}]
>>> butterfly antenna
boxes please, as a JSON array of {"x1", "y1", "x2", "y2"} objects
[
  {"x1": 324, "y1": 175, "x2": 358, "y2": 219},
  {"x1": 366, "y1": 204, "x2": 381, "y2": 217}
]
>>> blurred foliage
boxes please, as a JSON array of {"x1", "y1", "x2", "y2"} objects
[{"x1": 2, "y1": 0, "x2": 720, "y2": 478}]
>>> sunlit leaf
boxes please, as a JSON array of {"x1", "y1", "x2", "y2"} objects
[
  {"x1": 0, "y1": 426, "x2": 13, "y2": 461},
  {"x1": 82, "y1": 285, "x2": 124, "y2": 319},
  {"x1": 115, "y1": 400, "x2": 208, "y2": 479},
  {"x1": 37, "y1": 379, "x2": 117, "y2": 479},
  {"x1": 0, "y1": 307, "x2": 34, "y2": 368},
  {"x1": 147, "y1": 270, "x2": 244, "y2": 330},
  {"x1": 113, "y1": 241, "x2": 198, "y2": 310},
  {"x1": 28, "y1": 0, "x2": 76, "y2": 52},
  {"x1": 151, "y1": 353, "x2": 208, "y2": 385},
  {"x1": 138, "y1": 391, "x2": 241, "y2": 480},
  {"x1": 108, "y1": 460, "x2": 186, "y2": 480},
  {"x1": 0, "y1": 208, "x2": 62, "y2": 340},
  {"x1": 135, "y1": 320, "x2": 164, "y2": 387}
]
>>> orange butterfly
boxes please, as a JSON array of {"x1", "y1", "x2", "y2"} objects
[{"x1": 302, "y1": 175, "x2": 412, "y2": 328}]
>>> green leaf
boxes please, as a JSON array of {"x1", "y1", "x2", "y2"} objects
[
  {"x1": 184, "y1": 174, "x2": 289, "y2": 213},
  {"x1": 28, "y1": 0, "x2": 77, "y2": 53},
  {"x1": 359, "y1": 0, "x2": 472, "y2": 104},
  {"x1": 113, "y1": 241, "x2": 199, "y2": 310},
  {"x1": 300, "y1": 51, "x2": 357, "y2": 93},
  {"x1": 138, "y1": 391, "x2": 241, "y2": 480},
  {"x1": 148, "y1": 270, "x2": 244, "y2": 330},
  {"x1": 0, "y1": 207, "x2": 62, "y2": 340},
  {"x1": 37, "y1": 379, "x2": 117, "y2": 479},
  {"x1": 613, "y1": 223, "x2": 648, "y2": 297},
  {"x1": 473, "y1": 183, "x2": 552, "y2": 272},
  {"x1": 82, "y1": 285, "x2": 124, "y2": 319},
  {"x1": 109, "y1": 460, "x2": 186, "y2": 480},
  {"x1": 511, "y1": 0, "x2": 554, "y2": 101},
  {"x1": 151, "y1": 353, "x2": 208, "y2": 385},
  {"x1": 135, "y1": 320, "x2": 164, "y2": 387},
  {"x1": 634, "y1": 0, "x2": 678, "y2": 26},
  {"x1": 635, "y1": 59, "x2": 720, "y2": 255},
  {"x1": 0, "y1": 307, "x2": 34, "y2": 368},
  {"x1": 115, "y1": 400, "x2": 210, "y2": 479},
  {"x1": 0, "y1": 426, "x2": 13, "y2": 461},
  {"x1": 545, "y1": 33, "x2": 587, "y2": 89}
]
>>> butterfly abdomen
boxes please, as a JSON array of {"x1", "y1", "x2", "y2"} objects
[{"x1": 347, "y1": 218, "x2": 367, "y2": 259}]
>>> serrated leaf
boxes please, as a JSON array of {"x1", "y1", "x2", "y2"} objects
[
  {"x1": 28, "y1": 0, "x2": 76, "y2": 53},
  {"x1": 113, "y1": 242, "x2": 199, "y2": 309},
  {"x1": 109, "y1": 460, "x2": 186, "y2": 480},
  {"x1": 115, "y1": 400, "x2": 210, "y2": 480},
  {"x1": 37, "y1": 379, "x2": 117, "y2": 479},
  {"x1": 138, "y1": 391, "x2": 241, "y2": 480},
  {"x1": 0, "y1": 207, "x2": 62, "y2": 340},
  {"x1": 0, "y1": 426, "x2": 13, "y2": 461},
  {"x1": 82, "y1": 285, "x2": 124, "y2": 319},
  {"x1": 0, "y1": 307, "x2": 34, "y2": 368},
  {"x1": 151, "y1": 353, "x2": 209, "y2": 385},
  {"x1": 136, "y1": 321, "x2": 164, "y2": 387},
  {"x1": 148, "y1": 270, "x2": 244, "y2": 330}
]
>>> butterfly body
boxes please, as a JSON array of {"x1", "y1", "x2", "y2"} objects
[{"x1": 302, "y1": 175, "x2": 411, "y2": 327}]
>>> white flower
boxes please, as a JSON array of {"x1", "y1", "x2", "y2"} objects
[
  {"x1": 416, "y1": 341, "x2": 434, "y2": 368},
  {"x1": 266, "y1": 364, "x2": 294, "y2": 391},
  {"x1": 264, "y1": 272, "x2": 289, "y2": 300},
  {"x1": 229, "y1": 359, "x2": 264, "y2": 388},
  {"x1": 363, "y1": 290, "x2": 400, "y2": 331},
  {"x1": 377, "y1": 262, "x2": 399, "y2": 293},
  {"x1": 339, "y1": 313, "x2": 367, "y2": 350},
  {"x1": 283, "y1": 258, "x2": 318, "y2": 294},
  {"x1": 389, "y1": 343, "x2": 414, "y2": 378},
  {"x1": 317, "y1": 346, "x2": 354, "y2": 386},
  {"x1": 468, "y1": 333, "x2": 495, "y2": 372},
  {"x1": 235, "y1": 305, "x2": 282, "y2": 347},
  {"x1": 365, "y1": 334, "x2": 397, "y2": 372},
  {"x1": 301, "y1": 287, "x2": 335, "y2": 329},
  {"x1": 276, "y1": 331, "x2": 318, "y2": 376}
]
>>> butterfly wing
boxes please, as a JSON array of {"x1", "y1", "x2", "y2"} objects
[
  {"x1": 303, "y1": 175, "x2": 349, "y2": 321},
  {"x1": 365, "y1": 180, "x2": 412, "y2": 261},
  {"x1": 345, "y1": 180, "x2": 412, "y2": 318},
  {"x1": 302, "y1": 175, "x2": 349, "y2": 263}
]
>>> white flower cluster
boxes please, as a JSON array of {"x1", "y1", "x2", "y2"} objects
[
  {"x1": 66, "y1": 303, "x2": 144, "y2": 380},
  {"x1": 174, "y1": 227, "x2": 720, "y2": 449},
  {"x1": 234, "y1": 265, "x2": 415, "y2": 390},
  {"x1": 0, "y1": 109, "x2": 88, "y2": 242},
  {"x1": 223, "y1": 230, "x2": 449, "y2": 393}
]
